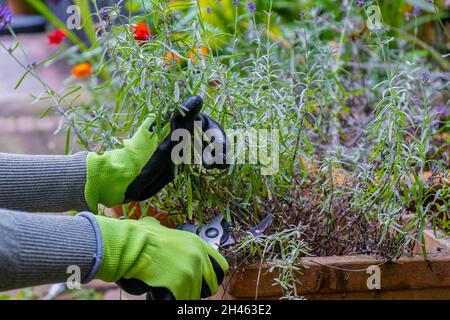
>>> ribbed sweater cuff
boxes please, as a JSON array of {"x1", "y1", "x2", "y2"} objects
[
  {"x1": 0, "y1": 209, "x2": 100, "y2": 291},
  {"x1": 0, "y1": 152, "x2": 90, "y2": 212},
  {"x1": 77, "y1": 212, "x2": 103, "y2": 283}
]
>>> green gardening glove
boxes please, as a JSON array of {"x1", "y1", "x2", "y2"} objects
[
  {"x1": 84, "y1": 96, "x2": 228, "y2": 213},
  {"x1": 95, "y1": 215, "x2": 229, "y2": 300}
]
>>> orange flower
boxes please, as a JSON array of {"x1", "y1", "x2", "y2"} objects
[
  {"x1": 165, "y1": 51, "x2": 181, "y2": 67},
  {"x1": 71, "y1": 63, "x2": 93, "y2": 79},
  {"x1": 188, "y1": 46, "x2": 208, "y2": 63},
  {"x1": 132, "y1": 22, "x2": 152, "y2": 42}
]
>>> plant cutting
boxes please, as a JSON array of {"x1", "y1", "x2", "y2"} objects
[{"x1": 1, "y1": 0, "x2": 449, "y2": 300}]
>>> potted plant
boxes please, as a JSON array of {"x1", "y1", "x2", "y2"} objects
[
  {"x1": 219, "y1": 173, "x2": 450, "y2": 300},
  {"x1": 4, "y1": 0, "x2": 449, "y2": 299}
]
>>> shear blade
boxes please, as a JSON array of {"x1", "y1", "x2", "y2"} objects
[
  {"x1": 246, "y1": 214, "x2": 273, "y2": 237},
  {"x1": 225, "y1": 213, "x2": 273, "y2": 247}
]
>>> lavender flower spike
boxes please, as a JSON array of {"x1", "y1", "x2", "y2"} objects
[
  {"x1": 420, "y1": 70, "x2": 430, "y2": 85},
  {"x1": 100, "y1": 10, "x2": 109, "y2": 22},
  {"x1": 354, "y1": 0, "x2": 366, "y2": 8},
  {"x1": 0, "y1": 6, "x2": 13, "y2": 30},
  {"x1": 248, "y1": 1, "x2": 256, "y2": 14},
  {"x1": 99, "y1": 9, "x2": 113, "y2": 28}
]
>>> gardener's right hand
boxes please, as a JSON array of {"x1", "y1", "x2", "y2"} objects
[
  {"x1": 84, "y1": 96, "x2": 228, "y2": 213},
  {"x1": 94, "y1": 215, "x2": 228, "y2": 300}
]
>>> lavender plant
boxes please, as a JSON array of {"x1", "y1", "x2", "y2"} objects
[{"x1": 2, "y1": 0, "x2": 449, "y2": 299}]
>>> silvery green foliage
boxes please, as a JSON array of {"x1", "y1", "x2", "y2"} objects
[
  {"x1": 3, "y1": 0, "x2": 448, "y2": 299},
  {"x1": 68, "y1": 3, "x2": 449, "y2": 296}
]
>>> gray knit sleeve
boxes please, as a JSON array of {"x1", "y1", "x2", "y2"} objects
[
  {"x1": 0, "y1": 209, "x2": 102, "y2": 291},
  {"x1": 0, "y1": 152, "x2": 90, "y2": 212}
]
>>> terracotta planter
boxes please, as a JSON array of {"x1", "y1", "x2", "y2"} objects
[
  {"x1": 217, "y1": 227, "x2": 450, "y2": 300},
  {"x1": 7, "y1": 0, "x2": 37, "y2": 15}
]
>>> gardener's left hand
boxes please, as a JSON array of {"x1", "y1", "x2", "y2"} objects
[
  {"x1": 84, "y1": 96, "x2": 228, "y2": 212},
  {"x1": 94, "y1": 215, "x2": 228, "y2": 300}
]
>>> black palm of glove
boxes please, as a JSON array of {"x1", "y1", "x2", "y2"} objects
[{"x1": 124, "y1": 96, "x2": 229, "y2": 202}]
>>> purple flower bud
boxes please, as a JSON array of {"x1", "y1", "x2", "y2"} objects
[
  {"x1": 413, "y1": 6, "x2": 420, "y2": 17},
  {"x1": 354, "y1": 0, "x2": 366, "y2": 8},
  {"x1": 420, "y1": 70, "x2": 430, "y2": 85},
  {"x1": 299, "y1": 11, "x2": 306, "y2": 20},
  {"x1": 248, "y1": 1, "x2": 256, "y2": 14},
  {"x1": 206, "y1": 6, "x2": 212, "y2": 14},
  {"x1": 232, "y1": 0, "x2": 239, "y2": 8},
  {"x1": 0, "y1": 6, "x2": 13, "y2": 30},
  {"x1": 99, "y1": 10, "x2": 113, "y2": 28},
  {"x1": 100, "y1": 10, "x2": 109, "y2": 22}
]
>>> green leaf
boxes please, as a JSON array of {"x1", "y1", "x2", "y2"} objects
[
  {"x1": 65, "y1": 127, "x2": 72, "y2": 155},
  {"x1": 174, "y1": 81, "x2": 180, "y2": 103},
  {"x1": 14, "y1": 70, "x2": 31, "y2": 90},
  {"x1": 38, "y1": 107, "x2": 54, "y2": 119},
  {"x1": 187, "y1": 175, "x2": 193, "y2": 220},
  {"x1": 73, "y1": 0, "x2": 97, "y2": 45}
]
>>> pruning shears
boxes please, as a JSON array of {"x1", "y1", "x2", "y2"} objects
[
  {"x1": 178, "y1": 213, "x2": 273, "y2": 250},
  {"x1": 117, "y1": 213, "x2": 273, "y2": 300}
]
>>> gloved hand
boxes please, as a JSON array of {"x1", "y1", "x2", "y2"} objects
[
  {"x1": 94, "y1": 215, "x2": 228, "y2": 300},
  {"x1": 84, "y1": 96, "x2": 228, "y2": 213}
]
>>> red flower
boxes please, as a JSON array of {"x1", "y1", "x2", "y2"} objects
[
  {"x1": 132, "y1": 22, "x2": 152, "y2": 42},
  {"x1": 47, "y1": 29, "x2": 66, "y2": 46}
]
